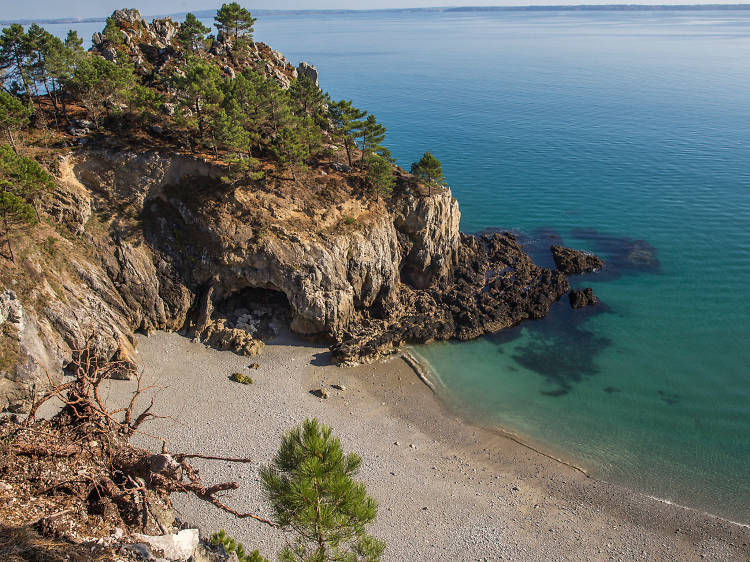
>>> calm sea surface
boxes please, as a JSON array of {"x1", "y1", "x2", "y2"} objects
[{"x1": 51, "y1": 10, "x2": 750, "y2": 522}]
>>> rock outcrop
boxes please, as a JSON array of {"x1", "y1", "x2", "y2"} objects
[
  {"x1": 551, "y1": 245, "x2": 603, "y2": 275},
  {"x1": 298, "y1": 61, "x2": 319, "y2": 86},
  {"x1": 568, "y1": 288, "x2": 598, "y2": 309},
  {"x1": 90, "y1": 9, "x2": 298, "y2": 89}
]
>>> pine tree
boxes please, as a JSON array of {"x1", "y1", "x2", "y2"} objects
[
  {"x1": 271, "y1": 125, "x2": 309, "y2": 181},
  {"x1": 0, "y1": 190, "x2": 35, "y2": 263},
  {"x1": 328, "y1": 99, "x2": 366, "y2": 167},
  {"x1": 215, "y1": 3, "x2": 257, "y2": 46},
  {"x1": 410, "y1": 151, "x2": 445, "y2": 196},
  {"x1": 358, "y1": 114, "x2": 386, "y2": 164},
  {"x1": 64, "y1": 30, "x2": 84, "y2": 52},
  {"x1": 365, "y1": 154, "x2": 394, "y2": 201},
  {"x1": 178, "y1": 13, "x2": 210, "y2": 52},
  {"x1": 172, "y1": 58, "x2": 224, "y2": 142},
  {"x1": 0, "y1": 142, "x2": 55, "y2": 202},
  {"x1": 47, "y1": 31, "x2": 84, "y2": 124},
  {"x1": 298, "y1": 115, "x2": 323, "y2": 157},
  {"x1": 24, "y1": 25, "x2": 68, "y2": 123},
  {"x1": 0, "y1": 91, "x2": 31, "y2": 153},
  {"x1": 0, "y1": 24, "x2": 34, "y2": 103},
  {"x1": 102, "y1": 17, "x2": 124, "y2": 46},
  {"x1": 261, "y1": 418, "x2": 385, "y2": 562},
  {"x1": 65, "y1": 53, "x2": 136, "y2": 127},
  {"x1": 289, "y1": 74, "x2": 326, "y2": 125},
  {"x1": 0, "y1": 143, "x2": 52, "y2": 262}
]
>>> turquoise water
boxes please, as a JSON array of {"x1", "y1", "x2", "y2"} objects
[{"x1": 56, "y1": 10, "x2": 750, "y2": 522}]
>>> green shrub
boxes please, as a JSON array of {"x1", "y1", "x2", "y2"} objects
[
  {"x1": 210, "y1": 530, "x2": 267, "y2": 562},
  {"x1": 229, "y1": 372, "x2": 253, "y2": 385}
]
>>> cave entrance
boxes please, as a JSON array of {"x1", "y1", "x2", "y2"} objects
[{"x1": 215, "y1": 287, "x2": 293, "y2": 341}]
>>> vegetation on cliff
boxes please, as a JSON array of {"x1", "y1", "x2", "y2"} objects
[{"x1": 0, "y1": 3, "x2": 400, "y2": 198}]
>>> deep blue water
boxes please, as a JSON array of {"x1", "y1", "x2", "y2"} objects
[{"x1": 53, "y1": 10, "x2": 750, "y2": 523}]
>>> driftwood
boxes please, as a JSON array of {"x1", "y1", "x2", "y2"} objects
[{"x1": 14, "y1": 331, "x2": 275, "y2": 531}]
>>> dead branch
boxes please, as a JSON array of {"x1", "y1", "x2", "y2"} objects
[
  {"x1": 16, "y1": 329, "x2": 275, "y2": 532},
  {"x1": 173, "y1": 453, "x2": 255, "y2": 463}
]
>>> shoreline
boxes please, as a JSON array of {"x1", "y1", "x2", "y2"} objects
[
  {"x1": 114, "y1": 331, "x2": 749, "y2": 560},
  {"x1": 404, "y1": 349, "x2": 750, "y2": 530}
]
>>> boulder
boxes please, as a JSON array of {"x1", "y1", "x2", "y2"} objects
[
  {"x1": 568, "y1": 288, "x2": 598, "y2": 309},
  {"x1": 112, "y1": 8, "x2": 144, "y2": 26},
  {"x1": 131, "y1": 529, "x2": 199, "y2": 561},
  {"x1": 550, "y1": 245, "x2": 603, "y2": 275},
  {"x1": 297, "y1": 61, "x2": 319, "y2": 86}
]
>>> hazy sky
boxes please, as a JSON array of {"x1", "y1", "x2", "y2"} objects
[{"x1": 5, "y1": 0, "x2": 749, "y2": 21}]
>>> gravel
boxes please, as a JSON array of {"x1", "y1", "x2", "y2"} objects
[{"x1": 101, "y1": 331, "x2": 750, "y2": 561}]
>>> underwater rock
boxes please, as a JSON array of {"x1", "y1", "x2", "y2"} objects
[{"x1": 551, "y1": 245, "x2": 604, "y2": 275}]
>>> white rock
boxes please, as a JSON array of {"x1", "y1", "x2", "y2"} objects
[{"x1": 131, "y1": 529, "x2": 199, "y2": 561}]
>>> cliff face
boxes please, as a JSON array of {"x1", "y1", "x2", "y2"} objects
[{"x1": 0, "y1": 147, "x2": 569, "y2": 410}]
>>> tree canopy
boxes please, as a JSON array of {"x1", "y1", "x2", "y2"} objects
[
  {"x1": 411, "y1": 151, "x2": 445, "y2": 195},
  {"x1": 178, "y1": 13, "x2": 210, "y2": 52},
  {"x1": 0, "y1": 143, "x2": 53, "y2": 262},
  {"x1": 0, "y1": 91, "x2": 31, "y2": 153},
  {"x1": 215, "y1": 2, "x2": 257, "y2": 45},
  {"x1": 328, "y1": 99, "x2": 366, "y2": 167}
]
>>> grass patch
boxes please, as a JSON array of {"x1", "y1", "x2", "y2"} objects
[{"x1": 229, "y1": 372, "x2": 253, "y2": 385}]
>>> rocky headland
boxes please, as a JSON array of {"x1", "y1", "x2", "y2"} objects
[{"x1": 0, "y1": 8, "x2": 595, "y2": 413}]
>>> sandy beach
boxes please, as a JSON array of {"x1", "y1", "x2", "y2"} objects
[{"x1": 101, "y1": 331, "x2": 750, "y2": 561}]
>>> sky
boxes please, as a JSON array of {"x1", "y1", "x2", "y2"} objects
[{"x1": 4, "y1": 0, "x2": 749, "y2": 21}]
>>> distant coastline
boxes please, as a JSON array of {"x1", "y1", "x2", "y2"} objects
[{"x1": 4, "y1": 4, "x2": 750, "y2": 26}]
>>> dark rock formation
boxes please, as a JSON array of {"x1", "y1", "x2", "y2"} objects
[
  {"x1": 551, "y1": 245, "x2": 603, "y2": 275},
  {"x1": 568, "y1": 288, "x2": 598, "y2": 309},
  {"x1": 332, "y1": 232, "x2": 570, "y2": 363}
]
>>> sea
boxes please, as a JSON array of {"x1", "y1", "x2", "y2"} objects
[{"x1": 46, "y1": 8, "x2": 750, "y2": 523}]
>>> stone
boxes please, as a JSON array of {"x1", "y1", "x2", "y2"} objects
[
  {"x1": 0, "y1": 290, "x2": 23, "y2": 327},
  {"x1": 149, "y1": 454, "x2": 180, "y2": 476},
  {"x1": 297, "y1": 61, "x2": 319, "y2": 86},
  {"x1": 569, "y1": 288, "x2": 598, "y2": 309},
  {"x1": 67, "y1": 127, "x2": 89, "y2": 137},
  {"x1": 112, "y1": 8, "x2": 143, "y2": 26},
  {"x1": 311, "y1": 388, "x2": 329, "y2": 399},
  {"x1": 550, "y1": 245, "x2": 603, "y2": 275},
  {"x1": 331, "y1": 384, "x2": 346, "y2": 391},
  {"x1": 131, "y1": 529, "x2": 199, "y2": 561},
  {"x1": 331, "y1": 162, "x2": 353, "y2": 173}
]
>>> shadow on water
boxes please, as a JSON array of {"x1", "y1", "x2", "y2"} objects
[{"x1": 475, "y1": 226, "x2": 662, "y2": 395}]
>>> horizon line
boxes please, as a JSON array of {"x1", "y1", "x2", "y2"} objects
[{"x1": 4, "y1": 3, "x2": 750, "y2": 26}]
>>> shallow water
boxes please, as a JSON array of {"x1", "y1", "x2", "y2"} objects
[{"x1": 55, "y1": 9, "x2": 750, "y2": 522}]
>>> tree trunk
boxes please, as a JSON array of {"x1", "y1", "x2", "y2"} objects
[
  {"x1": 5, "y1": 129, "x2": 18, "y2": 155},
  {"x1": 3, "y1": 215, "x2": 15, "y2": 264},
  {"x1": 195, "y1": 101, "x2": 204, "y2": 139},
  {"x1": 43, "y1": 77, "x2": 60, "y2": 127},
  {"x1": 344, "y1": 140, "x2": 352, "y2": 167}
]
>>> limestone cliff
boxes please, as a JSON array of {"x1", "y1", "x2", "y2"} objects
[{"x1": 0, "y1": 145, "x2": 575, "y2": 410}]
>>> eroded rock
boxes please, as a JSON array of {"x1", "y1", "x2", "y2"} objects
[{"x1": 569, "y1": 288, "x2": 598, "y2": 309}]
